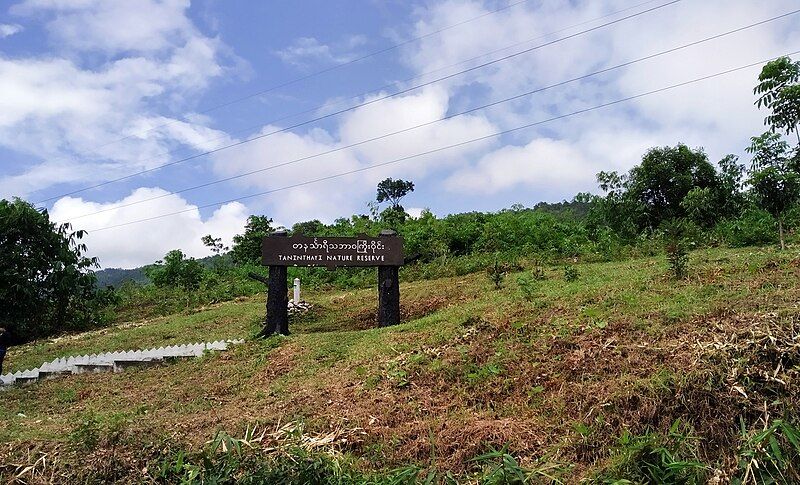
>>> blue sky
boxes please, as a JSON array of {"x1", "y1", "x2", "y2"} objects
[{"x1": 1, "y1": 0, "x2": 798, "y2": 268}]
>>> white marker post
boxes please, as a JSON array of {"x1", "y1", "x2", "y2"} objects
[{"x1": 293, "y1": 278, "x2": 301, "y2": 303}]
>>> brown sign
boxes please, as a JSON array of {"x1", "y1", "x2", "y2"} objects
[{"x1": 262, "y1": 234, "x2": 404, "y2": 268}]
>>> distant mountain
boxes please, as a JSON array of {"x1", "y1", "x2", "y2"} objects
[
  {"x1": 94, "y1": 253, "x2": 229, "y2": 288},
  {"x1": 94, "y1": 267, "x2": 149, "y2": 288}
]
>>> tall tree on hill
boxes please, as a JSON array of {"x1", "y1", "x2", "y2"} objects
[
  {"x1": 592, "y1": 170, "x2": 641, "y2": 239},
  {"x1": 0, "y1": 198, "x2": 104, "y2": 343},
  {"x1": 715, "y1": 154, "x2": 747, "y2": 217},
  {"x1": 746, "y1": 132, "x2": 800, "y2": 250},
  {"x1": 628, "y1": 145, "x2": 720, "y2": 230},
  {"x1": 376, "y1": 178, "x2": 415, "y2": 227},
  {"x1": 291, "y1": 219, "x2": 325, "y2": 236},
  {"x1": 754, "y1": 56, "x2": 800, "y2": 145},
  {"x1": 376, "y1": 178, "x2": 415, "y2": 211},
  {"x1": 596, "y1": 145, "x2": 721, "y2": 233},
  {"x1": 231, "y1": 215, "x2": 274, "y2": 264}
]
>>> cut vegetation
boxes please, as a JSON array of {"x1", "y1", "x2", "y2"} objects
[{"x1": 2, "y1": 246, "x2": 799, "y2": 483}]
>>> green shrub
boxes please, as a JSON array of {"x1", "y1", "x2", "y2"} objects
[
  {"x1": 516, "y1": 273, "x2": 538, "y2": 302},
  {"x1": 487, "y1": 256, "x2": 508, "y2": 290},
  {"x1": 666, "y1": 241, "x2": 689, "y2": 280},
  {"x1": 663, "y1": 220, "x2": 691, "y2": 280},
  {"x1": 151, "y1": 437, "x2": 566, "y2": 484},
  {"x1": 736, "y1": 418, "x2": 800, "y2": 484},
  {"x1": 600, "y1": 421, "x2": 708, "y2": 484},
  {"x1": 529, "y1": 259, "x2": 547, "y2": 281},
  {"x1": 145, "y1": 249, "x2": 206, "y2": 290},
  {"x1": 69, "y1": 412, "x2": 102, "y2": 451},
  {"x1": 563, "y1": 265, "x2": 579, "y2": 282},
  {"x1": 471, "y1": 447, "x2": 568, "y2": 484},
  {"x1": 68, "y1": 412, "x2": 130, "y2": 452},
  {"x1": 715, "y1": 208, "x2": 778, "y2": 247}
]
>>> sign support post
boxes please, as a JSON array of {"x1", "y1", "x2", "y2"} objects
[
  {"x1": 262, "y1": 231, "x2": 289, "y2": 337},
  {"x1": 377, "y1": 230, "x2": 400, "y2": 327}
]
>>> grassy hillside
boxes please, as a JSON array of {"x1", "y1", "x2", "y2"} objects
[{"x1": 1, "y1": 246, "x2": 799, "y2": 483}]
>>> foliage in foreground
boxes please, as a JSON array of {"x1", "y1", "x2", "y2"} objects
[{"x1": 0, "y1": 198, "x2": 111, "y2": 344}]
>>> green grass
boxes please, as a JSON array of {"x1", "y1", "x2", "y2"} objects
[
  {"x1": 4, "y1": 299, "x2": 264, "y2": 373},
  {"x1": 2, "y1": 246, "x2": 799, "y2": 482}
]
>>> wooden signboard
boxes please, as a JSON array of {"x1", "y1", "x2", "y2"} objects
[
  {"x1": 262, "y1": 234, "x2": 404, "y2": 268},
  {"x1": 258, "y1": 230, "x2": 403, "y2": 337}
]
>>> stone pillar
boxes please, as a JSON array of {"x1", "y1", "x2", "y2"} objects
[
  {"x1": 293, "y1": 278, "x2": 301, "y2": 303},
  {"x1": 261, "y1": 231, "x2": 289, "y2": 336},
  {"x1": 377, "y1": 230, "x2": 401, "y2": 327}
]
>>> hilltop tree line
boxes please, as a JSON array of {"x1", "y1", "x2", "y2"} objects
[{"x1": 1, "y1": 57, "x2": 799, "y2": 344}]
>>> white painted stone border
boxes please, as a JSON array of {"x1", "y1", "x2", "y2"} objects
[{"x1": 0, "y1": 339, "x2": 244, "y2": 387}]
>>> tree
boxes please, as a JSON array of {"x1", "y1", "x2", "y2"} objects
[
  {"x1": 375, "y1": 178, "x2": 415, "y2": 227},
  {"x1": 746, "y1": 132, "x2": 800, "y2": 250},
  {"x1": 716, "y1": 154, "x2": 747, "y2": 217},
  {"x1": 754, "y1": 56, "x2": 800, "y2": 144},
  {"x1": 145, "y1": 250, "x2": 205, "y2": 290},
  {"x1": 626, "y1": 145, "x2": 720, "y2": 230},
  {"x1": 201, "y1": 235, "x2": 228, "y2": 255},
  {"x1": 291, "y1": 219, "x2": 325, "y2": 236},
  {"x1": 681, "y1": 187, "x2": 716, "y2": 228},
  {"x1": 230, "y1": 215, "x2": 274, "y2": 264},
  {"x1": 591, "y1": 170, "x2": 641, "y2": 239},
  {"x1": 0, "y1": 198, "x2": 103, "y2": 343},
  {"x1": 376, "y1": 178, "x2": 414, "y2": 211}
]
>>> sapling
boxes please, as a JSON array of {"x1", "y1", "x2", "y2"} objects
[
  {"x1": 487, "y1": 256, "x2": 507, "y2": 289},
  {"x1": 564, "y1": 265, "x2": 579, "y2": 282},
  {"x1": 666, "y1": 240, "x2": 689, "y2": 280}
]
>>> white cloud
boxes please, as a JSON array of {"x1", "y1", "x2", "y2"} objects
[
  {"x1": 404, "y1": 0, "x2": 800, "y2": 197},
  {"x1": 50, "y1": 188, "x2": 249, "y2": 268},
  {"x1": 275, "y1": 35, "x2": 367, "y2": 67},
  {"x1": 0, "y1": 0, "x2": 241, "y2": 199},
  {"x1": 11, "y1": 0, "x2": 194, "y2": 54},
  {"x1": 444, "y1": 137, "x2": 594, "y2": 195},
  {"x1": 406, "y1": 207, "x2": 425, "y2": 219},
  {"x1": 209, "y1": 124, "x2": 363, "y2": 224},
  {"x1": 0, "y1": 23, "x2": 23, "y2": 38},
  {"x1": 209, "y1": 86, "x2": 496, "y2": 225}
]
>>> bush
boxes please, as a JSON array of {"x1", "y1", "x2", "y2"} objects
[
  {"x1": 151, "y1": 430, "x2": 567, "y2": 484},
  {"x1": 487, "y1": 256, "x2": 508, "y2": 289},
  {"x1": 736, "y1": 418, "x2": 800, "y2": 483},
  {"x1": 715, "y1": 208, "x2": 778, "y2": 247},
  {"x1": 564, "y1": 265, "x2": 579, "y2": 282},
  {"x1": 600, "y1": 421, "x2": 708, "y2": 483},
  {"x1": 476, "y1": 209, "x2": 591, "y2": 256},
  {"x1": 516, "y1": 274, "x2": 535, "y2": 302},
  {"x1": 666, "y1": 240, "x2": 689, "y2": 280},
  {"x1": 145, "y1": 250, "x2": 206, "y2": 290},
  {"x1": 663, "y1": 220, "x2": 691, "y2": 280}
]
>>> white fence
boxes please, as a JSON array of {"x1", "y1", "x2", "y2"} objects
[{"x1": 0, "y1": 339, "x2": 243, "y2": 387}]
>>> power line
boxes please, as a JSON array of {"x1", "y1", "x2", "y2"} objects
[
  {"x1": 36, "y1": 0, "x2": 681, "y2": 204},
  {"x1": 63, "y1": 9, "x2": 800, "y2": 222},
  {"x1": 35, "y1": 0, "x2": 663, "y2": 206},
  {"x1": 31, "y1": 0, "x2": 536, "y2": 176},
  {"x1": 84, "y1": 50, "x2": 800, "y2": 233}
]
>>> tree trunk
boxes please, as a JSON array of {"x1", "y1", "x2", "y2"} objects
[{"x1": 779, "y1": 218, "x2": 786, "y2": 251}]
